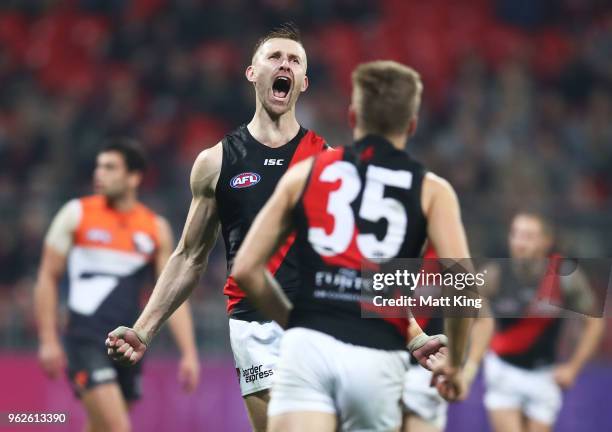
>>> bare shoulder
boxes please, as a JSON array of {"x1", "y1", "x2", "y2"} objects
[
  {"x1": 421, "y1": 171, "x2": 458, "y2": 214},
  {"x1": 154, "y1": 215, "x2": 173, "y2": 238},
  {"x1": 190, "y1": 142, "x2": 223, "y2": 197},
  {"x1": 46, "y1": 199, "x2": 82, "y2": 238},
  {"x1": 423, "y1": 172, "x2": 455, "y2": 194}
]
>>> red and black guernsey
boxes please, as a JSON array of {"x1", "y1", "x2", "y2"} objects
[
  {"x1": 290, "y1": 135, "x2": 428, "y2": 351},
  {"x1": 490, "y1": 255, "x2": 564, "y2": 369},
  {"x1": 215, "y1": 124, "x2": 326, "y2": 320}
]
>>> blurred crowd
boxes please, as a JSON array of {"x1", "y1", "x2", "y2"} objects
[{"x1": 0, "y1": 0, "x2": 611, "y2": 356}]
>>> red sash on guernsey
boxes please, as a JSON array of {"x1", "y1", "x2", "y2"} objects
[
  {"x1": 224, "y1": 131, "x2": 326, "y2": 313},
  {"x1": 490, "y1": 254, "x2": 563, "y2": 356}
]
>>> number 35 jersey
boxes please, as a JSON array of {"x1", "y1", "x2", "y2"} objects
[
  {"x1": 64, "y1": 195, "x2": 159, "y2": 343},
  {"x1": 290, "y1": 135, "x2": 428, "y2": 351}
]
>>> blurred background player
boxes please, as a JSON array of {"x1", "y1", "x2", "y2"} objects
[
  {"x1": 232, "y1": 60, "x2": 473, "y2": 432},
  {"x1": 403, "y1": 248, "x2": 495, "y2": 432},
  {"x1": 483, "y1": 212, "x2": 604, "y2": 432},
  {"x1": 105, "y1": 24, "x2": 327, "y2": 432},
  {"x1": 34, "y1": 139, "x2": 200, "y2": 432}
]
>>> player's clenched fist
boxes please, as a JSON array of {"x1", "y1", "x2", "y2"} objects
[
  {"x1": 106, "y1": 326, "x2": 147, "y2": 366},
  {"x1": 408, "y1": 333, "x2": 449, "y2": 370}
]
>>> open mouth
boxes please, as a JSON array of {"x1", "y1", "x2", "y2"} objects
[{"x1": 272, "y1": 76, "x2": 292, "y2": 100}]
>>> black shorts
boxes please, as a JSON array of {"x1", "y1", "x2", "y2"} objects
[{"x1": 65, "y1": 338, "x2": 143, "y2": 401}]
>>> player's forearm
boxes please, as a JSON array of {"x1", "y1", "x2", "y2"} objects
[
  {"x1": 567, "y1": 317, "x2": 604, "y2": 372},
  {"x1": 466, "y1": 317, "x2": 494, "y2": 365},
  {"x1": 407, "y1": 317, "x2": 424, "y2": 341},
  {"x1": 34, "y1": 275, "x2": 60, "y2": 344},
  {"x1": 461, "y1": 317, "x2": 493, "y2": 383},
  {"x1": 167, "y1": 301, "x2": 198, "y2": 358},
  {"x1": 133, "y1": 252, "x2": 205, "y2": 346},
  {"x1": 234, "y1": 268, "x2": 292, "y2": 327},
  {"x1": 445, "y1": 317, "x2": 472, "y2": 368}
]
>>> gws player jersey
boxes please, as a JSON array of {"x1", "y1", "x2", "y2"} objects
[
  {"x1": 64, "y1": 196, "x2": 159, "y2": 343},
  {"x1": 215, "y1": 125, "x2": 326, "y2": 319},
  {"x1": 290, "y1": 135, "x2": 428, "y2": 350}
]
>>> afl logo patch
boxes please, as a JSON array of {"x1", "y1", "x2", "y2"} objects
[
  {"x1": 133, "y1": 232, "x2": 155, "y2": 255},
  {"x1": 230, "y1": 172, "x2": 261, "y2": 189}
]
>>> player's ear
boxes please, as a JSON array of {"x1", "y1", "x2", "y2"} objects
[
  {"x1": 407, "y1": 116, "x2": 419, "y2": 137},
  {"x1": 245, "y1": 65, "x2": 256, "y2": 83},
  {"x1": 300, "y1": 75, "x2": 309, "y2": 92},
  {"x1": 129, "y1": 172, "x2": 142, "y2": 188},
  {"x1": 348, "y1": 104, "x2": 357, "y2": 129}
]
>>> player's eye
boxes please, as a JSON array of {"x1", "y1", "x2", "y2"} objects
[{"x1": 291, "y1": 58, "x2": 300, "y2": 64}]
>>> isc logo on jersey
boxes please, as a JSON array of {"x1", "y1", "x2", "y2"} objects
[{"x1": 230, "y1": 172, "x2": 261, "y2": 189}]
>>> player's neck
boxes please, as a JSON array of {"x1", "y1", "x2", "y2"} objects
[
  {"x1": 512, "y1": 257, "x2": 547, "y2": 279},
  {"x1": 248, "y1": 106, "x2": 301, "y2": 148},
  {"x1": 353, "y1": 128, "x2": 407, "y2": 151},
  {"x1": 105, "y1": 193, "x2": 138, "y2": 212}
]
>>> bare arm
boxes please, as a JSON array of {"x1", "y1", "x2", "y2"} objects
[
  {"x1": 34, "y1": 200, "x2": 80, "y2": 378},
  {"x1": 422, "y1": 172, "x2": 473, "y2": 368},
  {"x1": 152, "y1": 215, "x2": 201, "y2": 392},
  {"x1": 154, "y1": 215, "x2": 199, "y2": 360},
  {"x1": 566, "y1": 316, "x2": 604, "y2": 372},
  {"x1": 131, "y1": 144, "x2": 222, "y2": 346},
  {"x1": 34, "y1": 247, "x2": 67, "y2": 347},
  {"x1": 466, "y1": 317, "x2": 494, "y2": 367},
  {"x1": 232, "y1": 158, "x2": 314, "y2": 327},
  {"x1": 464, "y1": 264, "x2": 497, "y2": 371},
  {"x1": 463, "y1": 316, "x2": 494, "y2": 380},
  {"x1": 407, "y1": 317, "x2": 425, "y2": 341},
  {"x1": 564, "y1": 269, "x2": 604, "y2": 371},
  {"x1": 554, "y1": 269, "x2": 604, "y2": 388},
  {"x1": 107, "y1": 143, "x2": 222, "y2": 367}
]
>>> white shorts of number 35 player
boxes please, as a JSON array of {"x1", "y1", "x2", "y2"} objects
[
  {"x1": 268, "y1": 327, "x2": 409, "y2": 431},
  {"x1": 402, "y1": 365, "x2": 448, "y2": 430},
  {"x1": 229, "y1": 318, "x2": 284, "y2": 396}
]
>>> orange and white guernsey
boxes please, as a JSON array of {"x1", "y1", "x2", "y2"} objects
[{"x1": 47, "y1": 195, "x2": 160, "y2": 343}]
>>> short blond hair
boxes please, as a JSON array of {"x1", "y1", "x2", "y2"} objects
[
  {"x1": 351, "y1": 60, "x2": 423, "y2": 136},
  {"x1": 252, "y1": 22, "x2": 302, "y2": 62}
]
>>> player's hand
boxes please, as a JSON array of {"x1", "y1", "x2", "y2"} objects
[
  {"x1": 554, "y1": 363, "x2": 578, "y2": 390},
  {"x1": 429, "y1": 354, "x2": 465, "y2": 402},
  {"x1": 106, "y1": 326, "x2": 147, "y2": 366},
  {"x1": 408, "y1": 333, "x2": 449, "y2": 370},
  {"x1": 178, "y1": 352, "x2": 200, "y2": 393},
  {"x1": 38, "y1": 339, "x2": 66, "y2": 379}
]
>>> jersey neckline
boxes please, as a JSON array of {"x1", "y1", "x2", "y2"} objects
[{"x1": 243, "y1": 124, "x2": 307, "y2": 152}]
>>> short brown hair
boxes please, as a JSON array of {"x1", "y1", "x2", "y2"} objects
[
  {"x1": 101, "y1": 137, "x2": 147, "y2": 173},
  {"x1": 351, "y1": 60, "x2": 423, "y2": 136},
  {"x1": 252, "y1": 22, "x2": 302, "y2": 61}
]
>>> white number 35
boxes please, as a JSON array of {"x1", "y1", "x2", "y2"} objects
[{"x1": 308, "y1": 161, "x2": 412, "y2": 260}]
